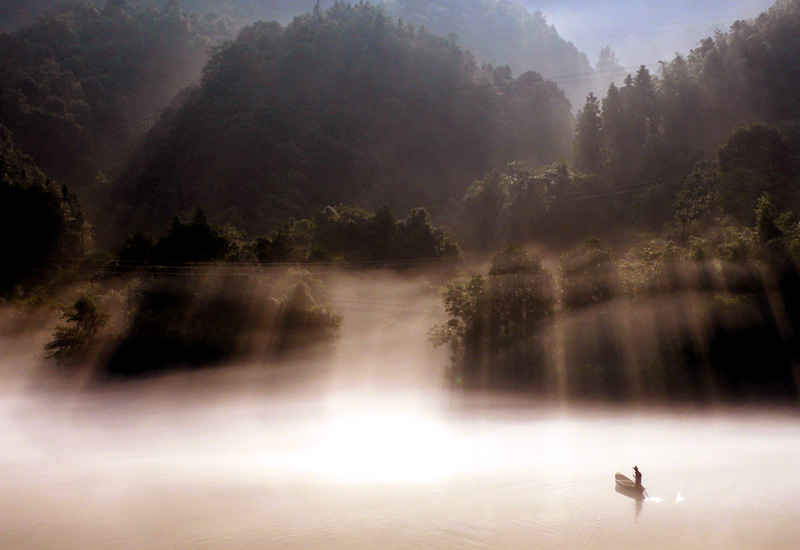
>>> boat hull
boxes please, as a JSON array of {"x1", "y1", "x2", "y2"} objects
[{"x1": 615, "y1": 472, "x2": 645, "y2": 497}]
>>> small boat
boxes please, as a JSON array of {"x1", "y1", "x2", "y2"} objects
[{"x1": 615, "y1": 472, "x2": 645, "y2": 497}]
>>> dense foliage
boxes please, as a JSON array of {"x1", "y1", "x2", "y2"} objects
[
  {"x1": 112, "y1": 3, "x2": 573, "y2": 239},
  {"x1": 564, "y1": 0, "x2": 800, "y2": 239},
  {"x1": 44, "y1": 295, "x2": 108, "y2": 359},
  {"x1": 116, "y1": 204, "x2": 459, "y2": 270},
  {"x1": 454, "y1": 161, "x2": 589, "y2": 250},
  {"x1": 258, "y1": 205, "x2": 460, "y2": 266},
  {"x1": 0, "y1": 0, "x2": 232, "y2": 190},
  {"x1": 430, "y1": 246, "x2": 555, "y2": 390},
  {"x1": 105, "y1": 272, "x2": 341, "y2": 376},
  {"x1": 433, "y1": 199, "x2": 800, "y2": 401},
  {"x1": 0, "y1": 125, "x2": 88, "y2": 297},
  {"x1": 0, "y1": 0, "x2": 608, "y2": 105}
]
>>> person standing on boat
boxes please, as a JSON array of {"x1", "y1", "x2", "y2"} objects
[{"x1": 633, "y1": 466, "x2": 642, "y2": 489}]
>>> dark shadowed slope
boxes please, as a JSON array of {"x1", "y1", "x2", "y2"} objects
[{"x1": 111, "y1": 4, "x2": 573, "y2": 239}]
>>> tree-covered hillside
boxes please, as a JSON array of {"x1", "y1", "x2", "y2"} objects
[
  {"x1": 112, "y1": 3, "x2": 573, "y2": 239},
  {"x1": 428, "y1": 1, "x2": 800, "y2": 401},
  {"x1": 2, "y1": 0, "x2": 610, "y2": 105},
  {"x1": 0, "y1": 0, "x2": 232, "y2": 190},
  {"x1": 0, "y1": 0, "x2": 312, "y2": 31},
  {"x1": 381, "y1": 0, "x2": 609, "y2": 106},
  {"x1": 185, "y1": 0, "x2": 613, "y2": 103},
  {"x1": 560, "y1": 0, "x2": 800, "y2": 241},
  {"x1": 0, "y1": 125, "x2": 88, "y2": 297}
]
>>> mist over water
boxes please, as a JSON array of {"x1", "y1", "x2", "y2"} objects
[
  {"x1": 2, "y1": 0, "x2": 800, "y2": 545},
  {"x1": 2, "y1": 273, "x2": 800, "y2": 549}
]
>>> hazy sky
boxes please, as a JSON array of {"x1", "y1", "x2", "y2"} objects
[{"x1": 525, "y1": 0, "x2": 777, "y2": 68}]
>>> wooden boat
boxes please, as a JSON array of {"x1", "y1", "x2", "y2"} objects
[{"x1": 615, "y1": 472, "x2": 645, "y2": 497}]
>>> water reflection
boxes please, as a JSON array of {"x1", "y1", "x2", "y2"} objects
[
  {"x1": 2, "y1": 383, "x2": 800, "y2": 549},
  {"x1": 615, "y1": 484, "x2": 645, "y2": 520},
  {"x1": 2, "y1": 303, "x2": 800, "y2": 550}
]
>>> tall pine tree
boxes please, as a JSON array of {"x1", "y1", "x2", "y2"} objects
[{"x1": 574, "y1": 93, "x2": 603, "y2": 173}]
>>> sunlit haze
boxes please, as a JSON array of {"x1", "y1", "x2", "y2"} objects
[
  {"x1": 530, "y1": 0, "x2": 776, "y2": 68},
  {"x1": 2, "y1": 0, "x2": 800, "y2": 547}
]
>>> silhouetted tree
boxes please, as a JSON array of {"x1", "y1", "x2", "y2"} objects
[
  {"x1": 559, "y1": 239, "x2": 616, "y2": 310},
  {"x1": 0, "y1": 126, "x2": 88, "y2": 296},
  {"x1": 45, "y1": 296, "x2": 108, "y2": 359},
  {"x1": 574, "y1": 93, "x2": 603, "y2": 172},
  {"x1": 601, "y1": 83, "x2": 626, "y2": 168},
  {"x1": 754, "y1": 192, "x2": 782, "y2": 244},
  {"x1": 150, "y1": 208, "x2": 232, "y2": 265}
]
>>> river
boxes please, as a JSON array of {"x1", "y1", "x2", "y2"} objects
[{"x1": 1, "y1": 280, "x2": 799, "y2": 549}]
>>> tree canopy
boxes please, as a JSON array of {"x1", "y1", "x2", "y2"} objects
[
  {"x1": 112, "y1": 3, "x2": 573, "y2": 239},
  {"x1": 430, "y1": 246, "x2": 555, "y2": 389},
  {"x1": 0, "y1": 0, "x2": 232, "y2": 190},
  {"x1": 0, "y1": 0, "x2": 603, "y2": 106},
  {"x1": 0, "y1": 125, "x2": 88, "y2": 296}
]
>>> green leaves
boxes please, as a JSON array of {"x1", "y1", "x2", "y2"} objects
[
  {"x1": 431, "y1": 247, "x2": 554, "y2": 389},
  {"x1": 0, "y1": 0, "x2": 232, "y2": 188}
]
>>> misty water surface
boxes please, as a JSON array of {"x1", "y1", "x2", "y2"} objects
[{"x1": 1, "y1": 277, "x2": 799, "y2": 549}]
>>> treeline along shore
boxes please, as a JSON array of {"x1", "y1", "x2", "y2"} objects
[{"x1": 2, "y1": 0, "x2": 800, "y2": 402}]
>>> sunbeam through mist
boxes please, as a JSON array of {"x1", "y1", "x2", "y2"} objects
[{"x1": 3, "y1": 0, "x2": 800, "y2": 548}]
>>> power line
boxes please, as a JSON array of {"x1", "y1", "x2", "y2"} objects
[{"x1": 38, "y1": 159, "x2": 800, "y2": 277}]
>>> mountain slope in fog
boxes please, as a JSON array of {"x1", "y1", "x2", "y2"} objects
[
  {"x1": 524, "y1": 0, "x2": 776, "y2": 69},
  {"x1": 0, "y1": 1, "x2": 232, "y2": 190},
  {"x1": 378, "y1": 0, "x2": 605, "y2": 107},
  {"x1": 446, "y1": 0, "x2": 800, "y2": 250},
  {"x1": 1, "y1": 0, "x2": 608, "y2": 106},
  {"x1": 570, "y1": 0, "x2": 800, "y2": 190},
  {"x1": 112, "y1": 3, "x2": 573, "y2": 238}
]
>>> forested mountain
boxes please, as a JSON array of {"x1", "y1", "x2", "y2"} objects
[
  {"x1": 0, "y1": 125, "x2": 88, "y2": 296},
  {"x1": 3, "y1": 0, "x2": 799, "y2": 401},
  {"x1": 581, "y1": 0, "x2": 800, "y2": 167},
  {"x1": 4, "y1": 0, "x2": 798, "y2": 250},
  {"x1": 1, "y1": 0, "x2": 612, "y2": 107},
  {"x1": 525, "y1": 0, "x2": 800, "y2": 242},
  {"x1": 428, "y1": 3, "x2": 800, "y2": 401},
  {"x1": 0, "y1": 0, "x2": 311, "y2": 31},
  {"x1": 112, "y1": 3, "x2": 573, "y2": 239},
  {"x1": 379, "y1": 0, "x2": 605, "y2": 106},
  {"x1": 0, "y1": 0, "x2": 232, "y2": 191}
]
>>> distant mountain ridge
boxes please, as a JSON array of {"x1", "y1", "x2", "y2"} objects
[
  {"x1": 379, "y1": 0, "x2": 602, "y2": 106},
  {"x1": 1, "y1": 0, "x2": 608, "y2": 105}
]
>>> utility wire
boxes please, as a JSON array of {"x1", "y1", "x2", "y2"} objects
[{"x1": 36, "y1": 158, "x2": 800, "y2": 275}]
